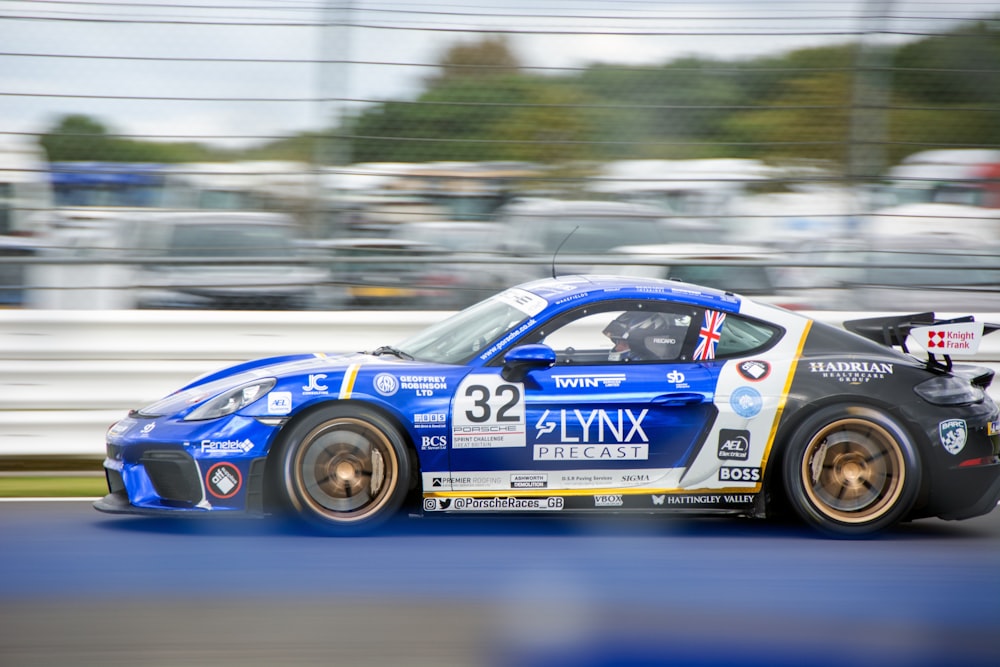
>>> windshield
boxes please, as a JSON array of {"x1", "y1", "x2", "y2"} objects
[{"x1": 395, "y1": 288, "x2": 546, "y2": 364}]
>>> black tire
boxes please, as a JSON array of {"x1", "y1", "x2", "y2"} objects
[
  {"x1": 782, "y1": 405, "x2": 921, "y2": 537},
  {"x1": 275, "y1": 404, "x2": 411, "y2": 534}
]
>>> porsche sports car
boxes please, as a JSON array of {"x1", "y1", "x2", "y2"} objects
[{"x1": 95, "y1": 275, "x2": 1000, "y2": 537}]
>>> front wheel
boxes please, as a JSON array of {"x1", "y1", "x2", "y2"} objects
[
  {"x1": 274, "y1": 404, "x2": 412, "y2": 534},
  {"x1": 782, "y1": 405, "x2": 921, "y2": 537}
]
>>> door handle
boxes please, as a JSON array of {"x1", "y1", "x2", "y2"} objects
[{"x1": 651, "y1": 392, "x2": 706, "y2": 406}]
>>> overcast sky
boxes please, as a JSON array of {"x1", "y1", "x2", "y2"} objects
[{"x1": 2, "y1": 0, "x2": 997, "y2": 148}]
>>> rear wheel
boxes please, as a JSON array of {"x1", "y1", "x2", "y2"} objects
[
  {"x1": 782, "y1": 405, "x2": 921, "y2": 537},
  {"x1": 275, "y1": 404, "x2": 411, "y2": 534}
]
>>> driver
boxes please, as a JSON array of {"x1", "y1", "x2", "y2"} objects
[{"x1": 602, "y1": 311, "x2": 679, "y2": 361}]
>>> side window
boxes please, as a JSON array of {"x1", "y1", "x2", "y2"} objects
[
  {"x1": 712, "y1": 312, "x2": 781, "y2": 358},
  {"x1": 534, "y1": 303, "x2": 695, "y2": 365}
]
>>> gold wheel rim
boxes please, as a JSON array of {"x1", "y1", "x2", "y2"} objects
[
  {"x1": 800, "y1": 417, "x2": 905, "y2": 524},
  {"x1": 292, "y1": 417, "x2": 398, "y2": 522}
]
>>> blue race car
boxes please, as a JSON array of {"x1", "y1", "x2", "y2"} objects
[{"x1": 95, "y1": 275, "x2": 1000, "y2": 537}]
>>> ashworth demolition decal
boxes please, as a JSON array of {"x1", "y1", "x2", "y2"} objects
[{"x1": 809, "y1": 360, "x2": 893, "y2": 384}]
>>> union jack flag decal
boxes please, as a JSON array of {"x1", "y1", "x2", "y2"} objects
[{"x1": 693, "y1": 310, "x2": 726, "y2": 360}]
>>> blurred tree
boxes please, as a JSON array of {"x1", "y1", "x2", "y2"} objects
[
  {"x1": 40, "y1": 114, "x2": 220, "y2": 163},
  {"x1": 430, "y1": 35, "x2": 522, "y2": 83},
  {"x1": 576, "y1": 58, "x2": 746, "y2": 160},
  {"x1": 893, "y1": 21, "x2": 1000, "y2": 105},
  {"x1": 886, "y1": 21, "x2": 1000, "y2": 164},
  {"x1": 723, "y1": 45, "x2": 857, "y2": 166},
  {"x1": 37, "y1": 19, "x2": 1000, "y2": 171},
  {"x1": 350, "y1": 35, "x2": 598, "y2": 163}
]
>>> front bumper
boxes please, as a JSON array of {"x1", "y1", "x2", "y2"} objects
[{"x1": 96, "y1": 414, "x2": 277, "y2": 516}]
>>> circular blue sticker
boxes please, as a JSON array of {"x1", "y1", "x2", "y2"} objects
[
  {"x1": 373, "y1": 373, "x2": 399, "y2": 396},
  {"x1": 730, "y1": 386, "x2": 762, "y2": 418}
]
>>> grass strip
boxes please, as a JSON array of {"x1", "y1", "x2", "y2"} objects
[{"x1": 0, "y1": 475, "x2": 106, "y2": 498}]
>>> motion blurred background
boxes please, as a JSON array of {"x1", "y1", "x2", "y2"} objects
[
  {"x1": 3, "y1": 6, "x2": 1000, "y2": 667},
  {"x1": 2, "y1": 0, "x2": 999, "y2": 312}
]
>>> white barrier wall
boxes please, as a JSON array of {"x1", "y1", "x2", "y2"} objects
[{"x1": 2, "y1": 310, "x2": 999, "y2": 457}]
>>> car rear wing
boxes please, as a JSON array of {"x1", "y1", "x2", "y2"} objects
[{"x1": 843, "y1": 312, "x2": 1000, "y2": 372}]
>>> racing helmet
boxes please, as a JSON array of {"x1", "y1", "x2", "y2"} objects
[{"x1": 603, "y1": 311, "x2": 683, "y2": 361}]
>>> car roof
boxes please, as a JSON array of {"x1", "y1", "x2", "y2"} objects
[{"x1": 518, "y1": 274, "x2": 743, "y2": 313}]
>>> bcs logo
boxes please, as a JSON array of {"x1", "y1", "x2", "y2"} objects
[
  {"x1": 719, "y1": 466, "x2": 760, "y2": 482},
  {"x1": 421, "y1": 435, "x2": 447, "y2": 450}
]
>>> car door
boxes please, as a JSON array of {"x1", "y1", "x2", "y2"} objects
[{"x1": 446, "y1": 301, "x2": 721, "y2": 497}]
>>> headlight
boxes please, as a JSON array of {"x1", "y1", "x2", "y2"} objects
[
  {"x1": 184, "y1": 378, "x2": 277, "y2": 421},
  {"x1": 914, "y1": 375, "x2": 985, "y2": 406}
]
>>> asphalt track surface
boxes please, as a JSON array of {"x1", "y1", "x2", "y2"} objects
[{"x1": 0, "y1": 500, "x2": 998, "y2": 667}]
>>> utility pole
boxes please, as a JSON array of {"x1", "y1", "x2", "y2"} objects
[{"x1": 847, "y1": 0, "x2": 893, "y2": 186}]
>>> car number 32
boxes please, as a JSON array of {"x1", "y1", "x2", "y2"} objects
[{"x1": 451, "y1": 376, "x2": 527, "y2": 449}]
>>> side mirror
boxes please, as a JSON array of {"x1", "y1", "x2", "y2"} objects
[{"x1": 501, "y1": 344, "x2": 557, "y2": 382}]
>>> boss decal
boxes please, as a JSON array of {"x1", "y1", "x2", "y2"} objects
[
  {"x1": 205, "y1": 462, "x2": 242, "y2": 499},
  {"x1": 718, "y1": 466, "x2": 761, "y2": 482}
]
